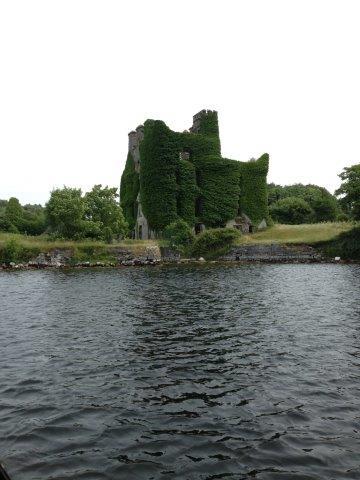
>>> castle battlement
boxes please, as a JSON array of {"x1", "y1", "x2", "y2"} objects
[{"x1": 190, "y1": 109, "x2": 218, "y2": 134}]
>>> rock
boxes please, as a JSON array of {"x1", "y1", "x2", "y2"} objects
[
  {"x1": 257, "y1": 219, "x2": 267, "y2": 230},
  {"x1": 220, "y1": 244, "x2": 323, "y2": 263}
]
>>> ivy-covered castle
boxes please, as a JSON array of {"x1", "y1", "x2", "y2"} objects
[{"x1": 120, "y1": 110, "x2": 269, "y2": 239}]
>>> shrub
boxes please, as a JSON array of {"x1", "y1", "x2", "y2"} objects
[
  {"x1": 103, "y1": 226, "x2": 113, "y2": 244},
  {"x1": 163, "y1": 219, "x2": 194, "y2": 252},
  {"x1": 1, "y1": 238, "x2": 22, "y2": 264},
  {"x1": 336, "y1": 212, "x2": 350, "y2": 222},
  {"x1": 320, "y1": 226, "x2": 360, "y2": 260},
  {"x1": 191, "y1": 228, "x2": 240, "y2": 258},
  {"x1": 270, "y1": 197, "x2": 313, "y2": 224}
]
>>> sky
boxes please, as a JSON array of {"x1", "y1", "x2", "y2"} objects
[{"x1": 1, "y1": 0, "x2": 359, "y2": 205}]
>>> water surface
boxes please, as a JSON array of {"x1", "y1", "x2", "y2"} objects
[{"x1": 1, "y1": 264, "x2": 360, "y2": 479}]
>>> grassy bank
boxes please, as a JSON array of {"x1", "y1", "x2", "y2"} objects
[
  {"x1": 0, "y1": 222, "x2": 356, "y2": 264},
  {"x1": 0, "y1": 233, "x2": 158, "y2": 264},
  {"x1": 236, "y1": 222, "x2": 353, "y2": 245}
]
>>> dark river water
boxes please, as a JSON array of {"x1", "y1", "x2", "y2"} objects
[{"x1": 1, "y1": 264, "x2": 360, "y2": 480}]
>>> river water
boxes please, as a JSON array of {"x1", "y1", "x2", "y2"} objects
[{"x1": 0, "y1": 264, "x2": 360, "y2": 480}]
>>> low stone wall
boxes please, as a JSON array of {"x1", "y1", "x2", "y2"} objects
[
  {"x1": 0, "y1": 245, "x2": 162, "y2": 270},
  {"x1": 219, "y1": 243, "x2": 323, "y2": 262}
]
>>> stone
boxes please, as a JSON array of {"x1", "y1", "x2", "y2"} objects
[{"x1": 257, "y1": 219, "x2": 267, "y2": 230}]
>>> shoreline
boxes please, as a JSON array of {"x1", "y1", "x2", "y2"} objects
[{"x1": 1, "y1": 257, "x2": 358, "y2": 271}]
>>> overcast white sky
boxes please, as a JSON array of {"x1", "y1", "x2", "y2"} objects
[{"x1": 1, "y1": 0, "x2": 359, "y2": 205}]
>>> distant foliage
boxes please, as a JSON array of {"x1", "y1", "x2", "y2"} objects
[
  {"x1": 268, "y1": 183, "x2": 339, "y2": 223},
  {"x1": 336, "y1": 163, "x2": 360, "y2": 220},
  {"x1": 5, "y1": 197, "x2": 23, "y2": 229},
  {"x1": 191, "y1": 228, "x2": 240, "y2": 257},
  {"x1": 270, "y1": 197, "x2": 313, "y2": 224},
  {"x1": 0, "y1": 198, "x2": 46, "y2": 235}
]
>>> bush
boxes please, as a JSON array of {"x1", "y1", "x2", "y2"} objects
[
  {"x1": 270, "y1": 197, "x2": 313, "y2": 224},
  {"x1": 191, "y1": 228, "x2": 240, "y2": 258},
  {"x1": 163, "y1": 219, "x2": 194, "y2": 252},
  {"x1": 336, "y1": 212, "x2": 350, "y2": 222},
  {"x1": 320, "y1": 226, "x2": 360, "y2": 260},
  {"x1": 1, "y1": 239, "x2": 22, "y2": 264},
  {"x1": 103, "y1": 226, "x2": 113, "y2": 244}
]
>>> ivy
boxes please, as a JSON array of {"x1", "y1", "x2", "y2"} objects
[
  {"x1": 177, "y1": 159, "x2": 198, "y2": 226},
  {"x1": 239, "y1": 154, "x2": 270, "y2": 224},
  {"x1": 139, "y1": 120, "x2": 178, "y2": 231},
  {"x1": 196, "y1": 156, "x2": 240, "y2": 227},
  {"x1": 120, "y1": 112, "x2": 270, "y2": 233},
  {"x1": 120, "y1": 152, "x2": 139, "y2": 230}
]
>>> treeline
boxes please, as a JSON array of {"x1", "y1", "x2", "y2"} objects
[
  {"x1": 268, "y1": 184, "x2": 342, "y2": 224},
  {"x1": 0, "y1": 163, "x2": 359, "y2": 242},
  {"x1": 268, "y1": 163, "x2": 360, "y2": 224},
  {"x1": 0, "y1": 185, "x2": 128, "y2": 242},
  {"x1": 0, "y1": 199, "x2": 45, "y2": 235}
]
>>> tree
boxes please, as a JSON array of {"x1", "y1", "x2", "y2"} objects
[
  {"x1": 270, "y1": 197, "x2": 313, "y2": 224},
  {"x1": 4, "y1": 197, "x2": 23, "y2": 231},
  {"x1": 45, "y1": 187, "x2": 86, "y2": 239},
  {"x1": 21, "y1": 204, "x2": 46, "y2": 235},
  {"x1": 84, "y1": 185, "x2": 128, "y2": 240},
  {"x1": 336, "y1": 163, "x2": 360, "y2": 220},
  {"x1": 268, "y1": 183, "x2": 339, "y2": 222}
]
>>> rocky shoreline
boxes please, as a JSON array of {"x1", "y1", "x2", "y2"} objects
[{"x1": 0, "y1": 243, "x2": 355, "y2": 270}]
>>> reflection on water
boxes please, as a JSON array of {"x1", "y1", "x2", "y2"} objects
[{"x1": 1, "y1": 264, "x2": 360, "y2": 479}]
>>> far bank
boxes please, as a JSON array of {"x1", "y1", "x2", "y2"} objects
[{"x1": 0, "y1": 222, "x2": 358, "y2": 269}]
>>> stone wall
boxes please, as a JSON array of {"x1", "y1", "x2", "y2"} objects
[{"x1": 219, "y1": 244, "x2": 322, "y2": 262}]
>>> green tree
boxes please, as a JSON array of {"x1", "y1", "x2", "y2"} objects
[
  {"x1": 21, "y1": 204, "x2": 46, "y2": 235},
  {"x1": 336, "y1": 163, "x2": 360, "y2": 220},
  {"x1": 270, "y1": 197, "x2": 313, "y2": 224},
  {"x1": 4, "y1": 197, "x2": 23, "y2": 231},
  {"x1": 45, "y1": 187, "x2": 86, "y2": 239},
  {"x1": 268, "y1": 183, "x2": 339, "y2": 222},
  {"x1": 84, "y1": 185, "x2": 128, "y2": 240}
]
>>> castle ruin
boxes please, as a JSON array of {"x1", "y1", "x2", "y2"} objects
[{"x1": 120, "y1": 110, "x2": 269, "y2": 240}]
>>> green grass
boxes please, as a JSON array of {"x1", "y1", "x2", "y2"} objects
[
  {"x1": 0, "y1": 232, "x2": 159, "y2": 263},
  {"x1": 236, "y1": 222, "x2": 354, "y2": 245},
  {"x1": 0, "y1": 232, "x2": 157, "y2": 250}
]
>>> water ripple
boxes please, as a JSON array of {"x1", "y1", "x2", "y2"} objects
[{"x1": 1, "y1": 264, "x2": 360, "y2": 479}]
